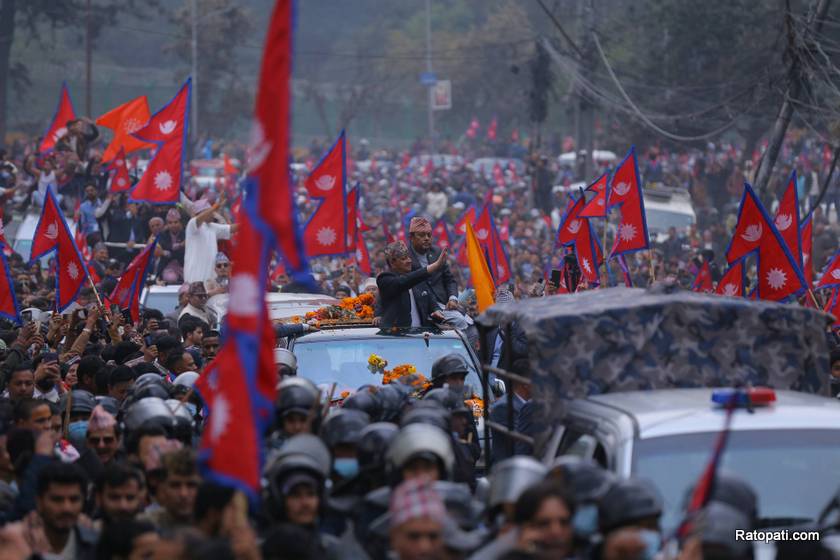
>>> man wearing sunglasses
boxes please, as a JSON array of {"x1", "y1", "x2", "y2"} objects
[
  {"x1": 178, "y1": 282, "x2": 217, "y2": 331},
  {"x1": 205, "y1": 252, "x2": 231, "y2": 297}
]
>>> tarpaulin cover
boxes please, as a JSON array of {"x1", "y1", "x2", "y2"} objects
[{"x1": 478, "y1": 286, "x2": 832, "y2": 420}]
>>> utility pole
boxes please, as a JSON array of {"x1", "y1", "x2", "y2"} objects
[
  {"x1": 191, "y1": 0, "x2": 199, "y2": 150},
  {"x1": 425, "y1": 0, "x2": 435, "y2": 152},
  {"x1": 753, "y1": 0, "x2": 832, "y2": 196},
  {"x1": 85, "y1": 0, "x2": 92, "y2": 115},
  {"x1": 579, "y1": 0, "x2": 595, "y2": 180}
]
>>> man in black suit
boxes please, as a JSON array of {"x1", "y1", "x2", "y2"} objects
[
  {"x1": 376, "y1": 241, "x2": 447, "y2": 329},
  {"x1": 407, "y1": 217, "x2": 460, "y2": 311}
]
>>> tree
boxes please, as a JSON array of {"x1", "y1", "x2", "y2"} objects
[{"x1": 0, "y1": 0, "x2": 163, "y2": 147}]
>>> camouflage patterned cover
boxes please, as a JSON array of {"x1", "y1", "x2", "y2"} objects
[{"x1": 479, "y1": 286, "x2": 832, "y2": 423}]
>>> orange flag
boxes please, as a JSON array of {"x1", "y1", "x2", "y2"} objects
[
  {"x1": 96, "y1": 96, "x2": 154, "y2": 162},
  {"x1": 465, "y1": 222, "x2": 495, "y2": 312}
]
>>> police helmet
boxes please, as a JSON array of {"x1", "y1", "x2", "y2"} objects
[
  {"x1": 173, "y1": 371, "x2": 199, "y2": 388},
  {"x1": 374, "y1": 383, "x2": 412, "y2": 423},
  {"x1": 95, "y1": 396, "x2": 121, "y2": 417},
  {"x1": 122, "y1": 397, "x2": 177, "y2": 434},
  {"x1": 264, "y1": 435, "x2": 331, "y2": 518},
  {"x1": 549, "y1": 456, "x2": 616, "y2": 503},
  {"x1": 320, "y1": 408, "x2": 370, "y2": 450},
  {"x1": 489, "y1": 456, "x2": 548, "y2": 509},
  {"x1": 357, "y1": 422, "x2": 399, "y2": 473},
  {"x1": 598, "y1": 478, "x2": 663, "y2": 533},
  {"x1": 276, "y1": 377, "x2": 319, "y2": 418},
  {"x1": 684, "y1": 470, "x2": 758, "y2": 527},
  {"x1": 135, "y1": 372, "x2": 166, "y2": 388},
  {"x1": 342, "y1": 389, "x2": 381, "y2": 419},
  {"x1": 386, "y1": 423, "x2": 454, "y2": 480},
  {"x1": 423, "y1": 387, "x2": 470, "y2": 415},
  {"x1": 60, "y1": 390, "x2": 97, "y2": 417},
  {"x1": 399, "y1": 403, "x2": 450, "y2": 433},
  {"x1": 430, "y1": 353, "x2": 470, "y2": 382},
  {"x1": 275, "y1": 348, "x2": 297, "y2": 372}
]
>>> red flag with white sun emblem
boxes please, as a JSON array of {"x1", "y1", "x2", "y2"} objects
[
  {"x1": 32, "y1": 188, "x2": 90, "y2": 311},
  {"x1": 556, "y1": 193, "x2": 602, "y2": 285},
  {"x1": 715, "y1": 260, "x2": 745, "y2": 297},
  {"x1": 691, "y1": 261, "x2": 713, "y2": 292},
  {"x1": 109, "y1": 237, "x2": 158, "y2": 323},
  {"x1": 106, "y1": 147, "x2": 133, "y2": 193},
  {"x1": 302, "y1": 131, "x2": 348, "y2": 257},
  {"x1": 39, "y1": 83, "x2": 76, "y2": 153},
  {"x1": 817, "y1": 250, "x2": 840, "y2": 291},
  {"x1": 579, "y1": 174, "x2": 609, "y2": 219},
  {"x1": 129, "y1": 79, "x2": 191, "y2": 205},
  {"x1": 607, "y1": 148, "x2": 649, "y2": 257},
  {"x1": 773, "y1": 172, "x2": 801, "y2": 268}
]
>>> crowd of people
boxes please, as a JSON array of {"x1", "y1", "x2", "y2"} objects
[{"x1": 0, "y1": 113, "x2": 838, "y2": 558}]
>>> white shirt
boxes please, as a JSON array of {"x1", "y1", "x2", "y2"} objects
[
  {"x1": 408, "y1": 288, "x2": 422, "y2": 327},
  {"x1": 183, "y1": 218, "x2": 231, "y2": 284}
]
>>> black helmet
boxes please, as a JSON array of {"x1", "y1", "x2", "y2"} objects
[
  {"x1": 320, "y1": 409, "x2": 370, "y2": 450},
  {"x1": 386, "y1": 423, "x2": 454, "y2": 480},
  {"x1": 95, "y1": 396, "x2": 121, "y2": 417},
  {"x1": 343, "y1": 389, "x2": 381, "y2": 419},
  {"x1": 122, "y1": 397, "x2": 177, "y2": 435},
  {"x1": 400, "y1": 403, "x2": 450, "y2": 433},
  {"x1": 135, "y1": 372, "x2": 166, "y2": 388},
  {"x1": 357, "y1": 422, "x2": 399, "y2": 473},
  {"x1": 430, "y1": 354, "x2": 469, "y2": 382},
  {"x1": 598, "y1": 478, "x2": 663, "y2": 533},
  {"x1": 433, "y1": 481, "x2": 485, "y2": 530},
  {"x1": 549, "y1": 456, "x2": 616, "y2": 503},
  {"x1": 423, "y1": 387, "x2": 470, "y2": 415},
  {"x1": 264, "y1": 434, "x2": 331, "y2": 519},
  {"x1": 132, "y1": 383, "x2": 170, "y2": 402},
  {"x1": 60, "y1": 390, "x2": 97, "y2": 417},
  {"x1": 374, "y1": 384, "x2": 412, "y2": 423},
  {"x1": 276, "y1": 377, "x2": 319, "y2": 419}
]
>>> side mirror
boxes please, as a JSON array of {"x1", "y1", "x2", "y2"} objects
[{"x1": 491, "y1": 378, "x2": 506, "y2": 398}]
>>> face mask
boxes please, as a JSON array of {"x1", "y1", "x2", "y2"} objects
[
  {"x1": 572, "y1": 503, "x2": 599, "y2": 537},
  {"x1": 637, "y1": 529, "x2": 662, "y2": 560},
  {"x1": 333, "y1": 458, "x2": 359, "y2": 479},
  {"x1": 67, "y1": 421, "x2": 88, "y2": 447}
]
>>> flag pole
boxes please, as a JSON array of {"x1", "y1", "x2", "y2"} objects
[
  {"x1": 647, "y1": 248, "x2": 657, "y2": 284},
  {"x1": 808, "y1": 287, "x2": 821, "y2": 309},
  {"x1": 601, "y1": 218, "x2": 610, "y2": 286}
]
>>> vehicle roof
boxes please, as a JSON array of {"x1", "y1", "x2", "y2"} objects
[
  {"x1": 571, "y1": 389, "x2": 840, "y2": 438},
  {"x1": 142, "y1": 285, "x2": 183, "y2": 294},
  {"x1": 643, "y1": 195, "x2": 696, "y2": 217},
  {"x1": 293, "y1": 326, "x2": 464, "y2": 342}
]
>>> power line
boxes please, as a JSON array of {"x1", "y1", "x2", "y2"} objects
[{"x1": 590, "y1": 32, "x2": 765, "y2": 142}]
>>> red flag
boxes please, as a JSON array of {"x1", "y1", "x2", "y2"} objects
[
  {"x1": 422, "y1": 158, "x2": 434, "y2": 178},
  {"x1": 691, "y1": 261, "x2": 713, "y2": 292},
  {"x1": 473, "y1": 205, "x2": 511, "y2": 284},
  {"x1": 354, "y1": 230, "x2": 372, "y2": 275},
  {"x1": 499, "y1": 217, "x2": 510, "y2": 242},
  {"x1": 96, "y1": 95, "x2": 154, "y2": 161},
  {"x1": 725, "y1": 184, "x2": 766, "y2": 263},
  {"x1": 223, "y1": 153, "x2": 237, "y2": 176},
  {"x1": 801, "y1": 213, "x2": 814, "y2": 286},
  {"x1": 30, "y1": 189, "x2": 64, "y2": 262},
  {"x1": 817, "y1": 250, "x2": 840, "y2": 290},
  {"x1": 486, "y1": 117, "x2": 497, "y2": 141},
  {"x1": 727, "y1": 184, "x2": 807, "y2": 301},
  {"x1": 382, "y1": 220, "x2": 396, "y2": 244},
  {"x1": 466, "y1": 117, "x2": 480, "y2": 139},
  {"x1": 302, "y1": 132, "x2": 347, "y2": 257},
  {"x1": 129, "y1": 80, "x2": 191, "y2": 204},
  {"x1": 773, "y1": 172, "x2": 801, "y2": 267},
  {"x1": 579, "y1": 174, "x2": 609, "y2": 219},
  {"x1": 556, "y1": 194, "x2": 602, "y2": 285},
  {"x1": 39, "y1": 83, "x2": 76, "y2": 152},
  {"x1": 0, "y1": 245, "x2": 20, "y2": 324},
  {"x1": 492, "y1": 162, "x2": 505, "y2": 188},
  {"x1": 715, "y1": 260, "x2": 745, "y2": 297},
  {"x1": 109, "y1": 237, "x2": 158, "y2": 323},
  {"x1": 607, "y1": 148, "x2": 649, "y2": 257},
  {"x1": 106, "y1": 147, "x2": 132, "y2": 193},
  {"x1": 432, "y1": 219, "x2": 452, "y2": 250},
  {"x1": 194, "y1": 345, "x2": 262, "y2": 495},
  {"x1": 454, "y1": 206, "x2": 477, "y2": 236}
]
